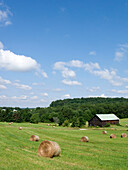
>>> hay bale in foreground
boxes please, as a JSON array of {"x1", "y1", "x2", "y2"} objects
[
  {"x1": 30, "y1": 135, "x2": 40, "y2": 141},
  {"x1": 19, "y1": 127, "x2": 22, "y2": 130},
  {"x1": 121, "y1": 133, "x2": 127, "y2": 138},
  {"x1": 102, "y1": 131, "x2": 107, "y2": 134},
  {"x1": 38, "y1": 140, "x2": 61, "y2": 158},
  {"x1": 81, "y1": 136, "x2": 89, "y2": 142},
  {"x1": 110, "y1": 134, "x2": 116, "y2": 138}
]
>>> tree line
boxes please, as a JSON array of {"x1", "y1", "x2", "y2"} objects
[{"x1": 0, "y1": 97, "x2": 128, "y2": 127}]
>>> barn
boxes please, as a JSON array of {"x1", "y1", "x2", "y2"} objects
[{"x1": 88, "y1": 114, "x2": 119, "y2": 127}]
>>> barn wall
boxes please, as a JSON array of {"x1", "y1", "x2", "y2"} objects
[
  {"x1": 89, "y1": 116, "x2": 102, "y2": 127},
  {"x1": 89, "y1": 116, "x2": 119, "y2": 127}
]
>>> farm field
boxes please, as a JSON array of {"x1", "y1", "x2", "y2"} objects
[{"x1": 0, "y1": 119, "x2": 128, "y2": 170}]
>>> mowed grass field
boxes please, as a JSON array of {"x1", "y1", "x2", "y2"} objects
[{"x1": 0, "y1": 119, "x2": 128, "y2": 170}]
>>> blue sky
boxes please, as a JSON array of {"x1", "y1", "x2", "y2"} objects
[{"x1": 0, "y1": 0, "x2": 128, "y2": 107}]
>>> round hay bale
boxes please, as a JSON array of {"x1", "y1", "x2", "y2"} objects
[
  {"x1": 38, "y1": 140, "x2": 61, "y2": 158},
  {"x1": 30, "y1": 135, "x2": 40, "y2": 141},
  {"x1": 52, "y1": 126, "x2": 55, "y2": 128},
  {"x1": 47, "y1": 124, "x2": 50, "y2": 126},
  {"x1": 19, "y1": 127, "x2": 22, "y2": 130},
  {"x1": 102, "y1": 131, "x2": 107, "y2": 134},
  {"x1": 121, "y1": 133, "x2": 127, "y2": 138},
  {"x1": 81, "y1": 136, "x2": 89, "y2": 142},
  {"x1": 8, "y1": 123, "x2": 12, "y2": 125},
  {"x1": 110, "y1": 134, "x2": 116, "y2": 138}
]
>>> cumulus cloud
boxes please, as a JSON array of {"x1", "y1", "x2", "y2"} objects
[
  {"x1": 88, "y1": 94, "x2": 107, "y2": 98},
  {"x1": 0, "y1": 84, "x2": 7, "y2": 89},
  {"x1": 62, "y1": 94, "x2": 70, "y2": 98},
  {"x1": 62, "y1": 79, "x2": 82, "y2": 86},
  {"x1": 54, "y1": 59, "x2": 128, "y2": 87},
  {"x1": 0, "y1": 41, "x2": 4, "y2": 49},
  {"x1": 0, "y1": 3, "x2": 12, "y2": 26},
  {"x1": 0, "y1": 49, "x2": 47, "y2": 78},
  {"x1": 41, "y1": 92, "x2": 48, "y2": 96},
  {"x1": 84, "y1": 62, "x2": 100, "y2": 72},
  {"x1": 68, "y1": 60, "x2": 84, "y2": 68},
  {"x1": 11, "y1": 95, "x2": 28, "y2": 100},
  {"x1": 30, "y1": 96, "x2": 38, "y2": 100},
  {"x1": 13, "y1": 83, "x2": 32, "y2": 90},
  {"x1": 0, "y1": 76, "x2": 11, "y2": 84},
  {"x1": 111, "y1": 89, "x2": 128, "y2": 94},
  {"x1": 86, "y1": 87, "x2": 100, "y2": 92},
  {"x1": 54, "y1": 61, "x2": 76, "y2": 78},
  {"x1": 92, "y1": 69, "x2": 128, "y2": 86},
  {"x1": 114, "y1": 43, "x2": 128, "y2": 62}
]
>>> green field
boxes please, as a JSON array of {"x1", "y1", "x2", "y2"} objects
[{"x1": 0, "y1": 119, "x2": 128, "y2": 170}]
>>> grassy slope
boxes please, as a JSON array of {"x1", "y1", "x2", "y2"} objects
[{"x1": 0, "y1": 119, "x2": 128, "y2": 170}]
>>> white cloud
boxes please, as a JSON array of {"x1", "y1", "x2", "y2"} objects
[
  {"x1": 54, "y1": 61, "x2": 66, "y2": 70},
  {"x1": 89, "y1": 51, "x2": 96, "y2": 55},
  {"x1": 62, "y1": 68, "x2": 76, "y2": 78},
  {"x1": 52, "y1": 88, "x2": 63, "y2": 92},
  {"x1": 0, "y1": 49, "x2": 47, "y2": 78},
  {"x1": 114, "y1": 43, "x2": 128, "y2": 62},
  {"x1": 5, "y1": 20, "x2": 11, "y2": 26},
  {"x1": 30, "y1": 96, "x2": 38, "y2": 100},
  {"x1": 0, "y1": 84, "x2": 7, "y2": 89},
  {"x1": 13, "y1": 83, "x2": 32, "y2": 90},
  {"x1": 62, "y1": 94, "x2": 70, "y2": 98},
  {"x1": 62, "y1": 79, "x2": 82, "y2": 86},
  {"x1": 54, "y1": 61, "x2": 76, "y2": 78},
  {"x1": 0, "y1": 49, "x2": 39, "y2": 71},
  {"x1": 41, "y1": 92, "x2": 48, "y2": 96},
  {"x1": 54, "y1": 60, "x2": 128, "y2": 87},
  {"x1": 0, "y1": 4, "x2": 12, "y2": 26},
  {"x1": 0, "y1": 41, "x2": 4, "y2": 49},
  {"x1": 68, "y1": 60, "x2": 84, "y2": 68},
  {"x1": 92, "y1": 69, "x2": 128, "y2": 86},
  {"x1": 11, "y1": 95, "x2": 28, "y2": 100},
  {"x1": 88, "y1": 94, "x2": 107, "y2": 98},
  {"x1": 0, "y1": 76, "x2": 11, "y2": 84},
  {"x1": 111, "y1": 89, "x2": 128, "y2": 94},
  {"x1": 84, "y1": 62, "x2": 100, "y2": 72},
  {"x1": 41, "y1": 70, "x2": 48, "y2": 78},
  {"x1": 115, "y1": 51, "x2": 124, "y2": 61},
  {"x1": 0, "y1": 95, "x2": 7, "y2": 99},
  {"x1": 86, "y1": 86, "x2": 100, "y2": 92}
]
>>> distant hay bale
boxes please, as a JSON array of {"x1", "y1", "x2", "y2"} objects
[
  {"x1": 30, "y1": 135, "x2": 40, "y2": 141},
  {"x1": 110, "y1": 134, "x2": 116, "y2": 138},
  {"x1": 81, "y1": 136, "x2": 89, "y2": 142},
  {"x1": 47, "y1": 124, "x2": 50, "y2": 126},
  {"x1": 29, "y1": 123, "x2": 31, "y2": 125},
  {"x1": 102, "y1": 131, "x2": 107, "y2": 134},
  {"x1": 8, "y1": 123, "x2": 12, "y2": 125},
  {"x1": 121, "y1": 133, "x2": 127, "y2": 138},
  {"x1": 38, "y1": 140, "x2": 61, "y2": 158},
  {"x1": 19, "y1": 127, "x2": 22, "y2": 130},
  {"x1": 52, "y1": 126, "x2": 55, "y2": 128}
]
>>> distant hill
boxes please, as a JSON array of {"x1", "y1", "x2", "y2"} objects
[{"x1": 50, "y1": 97, "x2": 128, "y2": 107}]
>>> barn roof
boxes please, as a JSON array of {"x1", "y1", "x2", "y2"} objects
[{"x1": 96, "y1": 114, "x2": 119, "y2": 121}]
